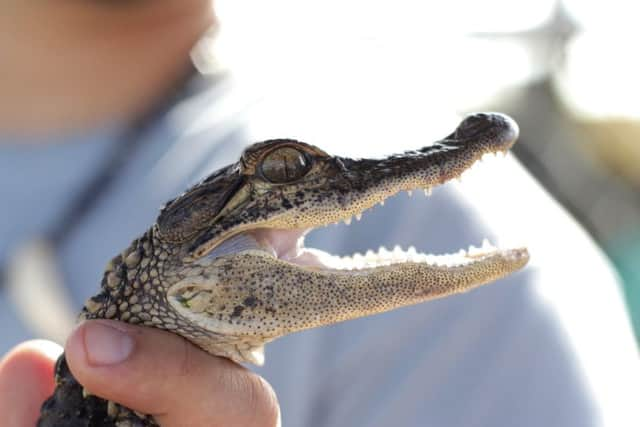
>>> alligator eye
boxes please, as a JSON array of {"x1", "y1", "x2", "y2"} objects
[{"x1": 260, "y1": 147, "x2": 311, "y2": 183}]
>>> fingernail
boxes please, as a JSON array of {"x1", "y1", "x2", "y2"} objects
[{"x1": 83, "y1": 321, "x2": 135, "y2": 366}]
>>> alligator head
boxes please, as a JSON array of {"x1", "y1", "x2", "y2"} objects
[{"x1": 84, "y1": 112, "x2": 528, "y2": 365}]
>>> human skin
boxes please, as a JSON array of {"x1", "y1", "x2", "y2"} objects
[
  {"x1": 0, "y1": 341, "x2": 57, "y2": 427},
  {"x1": 1, "y1": 0, "x2": 213, "y2": 133},
  {"x1": 0, "y1": 323, "x2": 280, "y2": 427},
  {"x1": 1, "y1": 1, "x2": 280, "y2": 425}
]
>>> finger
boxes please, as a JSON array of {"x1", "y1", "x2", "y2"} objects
[
  {"x1": 65, "y1": 320, "x2": 280, "y2": 427},
  {"x1": 0, "y1": 340, "x2": 62, "y2": 427}
]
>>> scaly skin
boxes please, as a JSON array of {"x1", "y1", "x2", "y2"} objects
[{"x1": 38, "y1": 112, "x2": 529, "y2": 426}]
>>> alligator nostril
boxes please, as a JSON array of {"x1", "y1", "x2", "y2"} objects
[
  {"x1": 452, "y1": 113, "x2": 519, "y2": 146},
  {"x1": 454, "y1": 113, "x2": 494, "y2": 138}
]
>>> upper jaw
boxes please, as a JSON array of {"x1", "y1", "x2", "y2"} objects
[
  {"x1": 339, "y1": 112, "x2": 519, "y2": 187},
  {"x1": 189, "y1": 112, "x2": 520, "y2": 260}
]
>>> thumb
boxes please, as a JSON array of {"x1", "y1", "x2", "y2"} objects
[{"x1": 65, "y1": 320, "x2": 280, "y2": 427}]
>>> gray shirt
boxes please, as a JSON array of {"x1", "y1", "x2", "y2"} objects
[{"x1": 1, "y1": 80, "x2": 638, "y2": 427}]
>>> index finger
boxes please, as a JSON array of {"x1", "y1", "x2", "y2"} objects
[{"x1": 0, "y1": 340, "x2": 62, "y2": 427}]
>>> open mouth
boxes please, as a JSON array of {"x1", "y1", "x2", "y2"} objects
[
  {"x1": 161, "y1": 112, "x2": 529, "y2": 366},
  {"x1": 159, "y1": 112, "x2": 528, "y2": 274},
  {"x1": 201, "y1": 150, "x2": 527, "y2": 274}
]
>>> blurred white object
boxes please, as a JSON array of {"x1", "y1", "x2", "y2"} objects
[
  {"x1": 555, "y1": 32, "x2": 640, "y2": 120},
  {"x1": 6, "y1": 239, "x2": 76, "y2": 345}
]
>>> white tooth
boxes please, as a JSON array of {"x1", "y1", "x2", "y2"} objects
[
  {"x1": 407, "y1": 246, "x2": 417, "y2": 261},
  {"x1": 423, "y1": 187, "x2": 432, "y2": 196},
  {"x1": 457, "y1": 249, "x2": 466, "y2": 257},
  {"x1": 392, "y1": 245, "x2": 405, "y2": 261},
  {"x1": 355, "y1": 213, "x2": 362, "y2": 221},
  {"x1": 344, "y1": 217, "x2": 352, "y2": 225},
  {"x1": 365, "y1": 250, "x2": 377, "y2": 264},
  {"x1": 379, "y1": 200, "x2": 385, "y2": 206},
  {"x1": 407, "y1": 190, "x2": 413, "y2": 197},
  {"x1": 342, "y1": 256, "x2": 354, "y2": 269},
  {"x1": 378, "y1": 246, "x2": 391, "y2": 257},
  {"x1": 353, "y1": 252, "x2": 364, "y2": 268},
  {"x1": 482, "y1": 238, "x2": 493, "y2": 250},
  {"x1": 469, "y1": 244, "x2": 485, "y2": 255}
]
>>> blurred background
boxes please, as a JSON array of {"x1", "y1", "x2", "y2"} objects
[
  {"x1": 1, "y1": 1, "x2": 637, "y2": 424},
  {"x1": 205, "y1": 0, "x2": 640, "y2": 345}
]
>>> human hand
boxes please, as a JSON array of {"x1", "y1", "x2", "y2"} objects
[
  {"x1": 0, "y1": 321, "x2": 280, "y2": 427},
  {"x1": 0, "y1": 340, "x2": 58, "y2": 427}
]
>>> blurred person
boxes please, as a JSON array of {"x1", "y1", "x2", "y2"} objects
[{"x1": 1, "y1": 1, "x2": 639, "y2": 427}]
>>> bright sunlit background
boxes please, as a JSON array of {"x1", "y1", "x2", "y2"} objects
[
  {"x1": 188, "y1": 4, "x2": 640, "y2": 414},
  {"x1": 2, "y1": 1, "x2": 639, "y2": 424},
  {"x1": 196, "y1": 2, "x2": 640, "y2": 420},
  {"x1": 197, "y1": 0, "x2": 640, "y2": 350}
]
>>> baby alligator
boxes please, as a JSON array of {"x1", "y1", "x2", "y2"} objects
[{"x1": 38, "y1": 112, "x2": 529, "y2": 426}]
